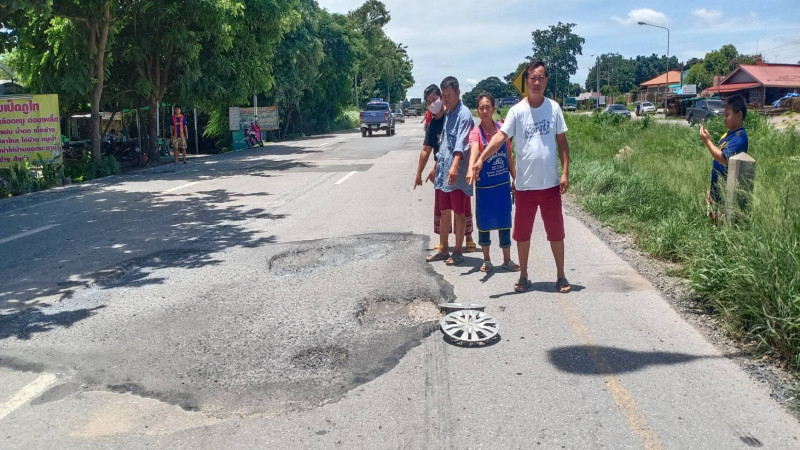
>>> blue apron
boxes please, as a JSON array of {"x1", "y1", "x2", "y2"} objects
[{"x1": 475, "y1": 122, "x2": 512, "y2": 232}]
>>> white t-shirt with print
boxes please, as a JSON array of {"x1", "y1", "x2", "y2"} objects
[{"x1": 500, "y1": 98, "x2": 567, "y2": 191}]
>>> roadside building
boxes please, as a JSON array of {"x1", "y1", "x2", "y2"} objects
[
  {"x1": 701, "y1": 63, "x2": 800, "y2": 108},
  {"x1": 638, "y1": 70, "x2": 683, "y2": 103}
]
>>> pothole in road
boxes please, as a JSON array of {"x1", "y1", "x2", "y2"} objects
[
  {"x1": 291, "y1": 346, "x2": 350, "y2": 370},
  {"x1": 267, "y1": 239, "x2": 394, "y2": 275},
  {"x1": 357, "y1": 298, "x2": 442, "y2": 331}
]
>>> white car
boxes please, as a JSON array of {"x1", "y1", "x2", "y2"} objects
[
  {"x1": 636, "y1": 101, "x2": 656, "y2": 116},
  {"x1": 393, "y1": 109, "x2": 405, "y2": 123}
]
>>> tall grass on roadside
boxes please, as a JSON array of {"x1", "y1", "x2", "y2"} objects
[{"x1": 567, "y1": 112, "x2": 800, "y2": 367}]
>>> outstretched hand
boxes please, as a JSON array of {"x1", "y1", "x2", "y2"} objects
[{"x1": 699, "y1": 124, "x2": 710, "y2": 142}]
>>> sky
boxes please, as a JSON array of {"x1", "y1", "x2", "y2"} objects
[{"x1": 319, "y1": 0, "x2": 800, "y2": 99}]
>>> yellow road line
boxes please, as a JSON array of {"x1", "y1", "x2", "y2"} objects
[{"x1": 533, "y1": 259, "x2": 664, "y2": 450}]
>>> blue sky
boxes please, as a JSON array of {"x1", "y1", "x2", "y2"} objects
[{"x1": 319, "y1": 0, "x2": 800, "y2": 99}]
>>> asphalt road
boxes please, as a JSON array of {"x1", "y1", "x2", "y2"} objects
[{"x1": 1, "y1": 120, "x2": 798, "y2": 449}]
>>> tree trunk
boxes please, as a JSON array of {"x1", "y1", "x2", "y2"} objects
[
  {"x1": 147, "y1": 95, "x2": 159, "y2": 164},
  {"x1": 89, "y1": 3, "x2": 112, "y2": 173}
]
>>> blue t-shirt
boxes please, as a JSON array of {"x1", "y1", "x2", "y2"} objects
[
  {"x1": 434, "y1": 102, "x2": 474, "y2": 196},
  {"x1": 710, "y1": 127, "x2": 748, "y2": 202}
]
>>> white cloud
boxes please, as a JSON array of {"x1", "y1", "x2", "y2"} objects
[
  {"x1": 612, "y1": 8, "x2": 669, "y2": 26},
  {"x1": 692, "y1": 8, "x2": 722, "y2": 24}
]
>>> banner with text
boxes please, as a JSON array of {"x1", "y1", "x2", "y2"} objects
[
  {"x1": 229, "y1": 105, "x2": 279, "y2": 131},
  {"x1": 0, "y1": 94, "x2": 62, "y2": 167}
]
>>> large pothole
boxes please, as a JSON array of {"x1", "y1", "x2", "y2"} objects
[{"x1": 358, "y1": 298, "x2": 443, "y2": 331}]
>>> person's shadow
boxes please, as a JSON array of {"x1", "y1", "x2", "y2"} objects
[
  {"x1": 489, "y1": 282, "x2": 586, "y2": 298},
  {"x1": 548, "y1": 345, "x2": 720, "y2": 375}
]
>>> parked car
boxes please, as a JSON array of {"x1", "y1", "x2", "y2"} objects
[
  {"x1": 360, "y1": 101, "x2": 396, "y2": 137},
  {"x1": 393, "y1": 109, "x2": 405, "y2": 123},
  {"x1": 603, "y1": 104, "x2": 631, "y2": 119},
  {"x1": 686, "y1": 99, "x2": 725, "y2": 125},
  {"x1": 635, "y1": 101, "x2": 655, "y2": 116}
]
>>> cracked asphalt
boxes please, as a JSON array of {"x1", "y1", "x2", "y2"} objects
[{"x1": 1, "y1": 122, "x2": 799, "y2": 448}]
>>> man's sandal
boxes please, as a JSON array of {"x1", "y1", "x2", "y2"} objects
[
  {"x1": 514, "y1": 277, "x2": 532, "y2": 293},
  {"x1": 556, "y1": 277, "x2": 572, "y2": 293},
  {"x1": 426, "y1": 252, "x2": 450, "y2": 262},
  {"x1": 465, "y1": 241, "x2": 477, "y2": 253},
  {"x1": 501, "y1": 260, "x2": 520, "y2": 272},
  {"x1": 445, "y1": 252, "x2": 464, "y2": 266},
  {"x1": 480, "y1": 261, "x2": 493, "y2": 273}
]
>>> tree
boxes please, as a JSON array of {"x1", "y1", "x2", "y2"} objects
[
  {"x1": 8, "y1": 1, "x2": 126, "y2": 170},
  {"x1": 530, "y1": 22, "x2": 584, "y2": 100},
  {"x1": 684, "y1": 63, "x2": 712, "y2": 89},
  {"x1": 462, "y1": 76, "x2": 517, "y2": 108}
]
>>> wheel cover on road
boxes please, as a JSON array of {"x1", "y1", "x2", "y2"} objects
[{"x1": 440, "y1": 310, "x2": 499, "y2": 343}]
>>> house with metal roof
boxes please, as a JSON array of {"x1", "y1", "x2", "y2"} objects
[
  {"x1": 638, "y1": 70, "x2": 682, "y2": 103},
  {"x1": 701, "y1": 63, "x2": 800, "y2": 107}
]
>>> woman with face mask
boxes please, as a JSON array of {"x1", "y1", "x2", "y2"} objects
[{"x1": 414, "y1": 84, "x2": 476, "y2": 253}]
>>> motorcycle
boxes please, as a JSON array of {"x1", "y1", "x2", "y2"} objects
[{"x1": 244, "y1": 126, "x2": 264, "y2": 148}]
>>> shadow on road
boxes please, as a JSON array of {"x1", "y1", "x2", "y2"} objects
[
  {"x1": 1, "y1": 169, "x2": 286, "y2": 322},
  {"x1": 548, "y1": 345, "x2": 717, "y2": 375},
  {"x1": 0, "y1": 305, "x2": 106, "y2": 340}
]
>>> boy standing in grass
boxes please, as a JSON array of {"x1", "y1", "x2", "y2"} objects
[{"x1": 700, "y1": 95, "x2": 748, "y2": 222}]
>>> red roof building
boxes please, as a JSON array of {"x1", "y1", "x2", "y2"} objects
[{"x1": 701, "y1": 63, "x2": 800, "y2": 107}]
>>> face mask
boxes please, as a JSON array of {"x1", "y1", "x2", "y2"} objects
[{"x1": 427, "y1": 98, "x2": 443, "y2": 114}]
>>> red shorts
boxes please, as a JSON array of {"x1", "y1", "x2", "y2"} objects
[
  {"x1": 436, "y1": 189, "x2": 470, "y2": 215},
  {"x1": 434, "y1": 191, "x2": 473, "y2": 234},
  {"x1": 513, "y1": 186, "x2": 565, "y2": 242}
]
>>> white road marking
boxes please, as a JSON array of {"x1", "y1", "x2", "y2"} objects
[
  {"x1": 0, "y1": 224, "x2": 60, "y2": 245},
  {"x1": 0, "y1": 373, "x2": 58, "y2": 421},
  {"x1": 334, "y1": 171, "x2": 358, "y2": 185},
  {"x1": 163, "y1": 181, "x2": 201, "y2": 193},
  {"x1": 319, "y1": 142, "x2": 331, "y2": 147}
]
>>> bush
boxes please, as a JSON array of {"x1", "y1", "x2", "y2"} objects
[{"x1": 97, "y1": 155, "x2": 121, "y2": 177}]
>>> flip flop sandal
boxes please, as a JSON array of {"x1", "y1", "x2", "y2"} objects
[
  {"x1": 556, "y1": 277, "x2": 572, "y2": 293},
  {"x1": 480, "y1": 261, "x2": 493, "y2": 273},
  {"x1": 501, "y1": 260, "x2": 520, "y2": 272},
  {"x1": 514, "y1": 277, "x2": 532, "y2": 293},
  {"x1": 465, "y1": 241, "x2": 477, "y2": 253},
  {"x1": 426, "y1": 252, "x2": 450, "y2": 262},
  {"x1": 445, "y1": 252, "x2": 464, "y2": 266}
]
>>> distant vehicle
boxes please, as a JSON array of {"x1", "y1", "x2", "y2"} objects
[
  {"x1": 603, "y1": 104, "x2": 631, "y2": 118},
  {"x1": 360, "y1": 101, "x2": 395, "y2": 137},
  {"x1": 565, "y1": 97, "x2": 577, "y2": 112},
  {"x1": 635, "y1": 101, "x2": 656, "y2": 116},
  {"x1": 686, "y1": 99, "x2": 725, "y2": 125},
  {"x1": 393, "y1": 109, "x2": 405, "y2": 123},
  {"x1": 497, "y1": 97, "x2": 520, "y2": 108},
  {"x1": 404, "y1": 107, "x2": 418, "y2": 117}
]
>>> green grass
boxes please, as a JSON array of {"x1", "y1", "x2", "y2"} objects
[{"x1": 567, "y1": 112, "x2": 800, "y2": 366}]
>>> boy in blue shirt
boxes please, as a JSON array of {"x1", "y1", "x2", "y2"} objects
[{"x1": 699, "y1": 95, "x2": 748, "y2": 222}]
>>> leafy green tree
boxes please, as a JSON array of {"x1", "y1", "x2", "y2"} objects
[
  {"x1": 462, "y1": 77, "x2": 517, "y2": 108},
  {"x1": 684, "y1": 63, "x2": 712, "y2": 89},
  {"x1": 8, "y1": 1, "x2": 127, "y2": 170},
  {"x1": 530, "y1": 22, "x2": 584, "y2": 100}
]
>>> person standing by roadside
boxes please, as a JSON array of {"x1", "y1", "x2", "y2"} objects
[
  {"x1": 466, "y1": 92, "x2": 519, "y2": 273},
  {"x1": 414, "y1": 84, "x2": 475, "y2": 253},
  {"x1": 425, "y1": 76, "x2": 474, "y2": 265},
  {"x1": 472, "y1": 61, "x2": 571, "y2": 293},
  {"x1": 171, "y1": 106, "x2": 189, "y2": 164},
  {"x1": 699, "y1": 95, "x2": 748, "y2": 224}
]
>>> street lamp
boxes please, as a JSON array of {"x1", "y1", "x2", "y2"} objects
[{"x1": 638, "y1": 21, "x2": 670, "y2": 109}]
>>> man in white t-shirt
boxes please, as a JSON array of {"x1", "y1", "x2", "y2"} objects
[{"x1": 471, "y1": 61, "x2": 571, "y2": 293}]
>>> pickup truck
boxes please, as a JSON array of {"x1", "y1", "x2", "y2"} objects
[
  {"x1": 564, "y1": 97, "x2": 577, "y2": 112},
  {"x1": 360, "y1": 101, "x2": 395, "y2": 137},
  {"x1": 686, "y1": 99, "x2": 725, "y2": 125}
]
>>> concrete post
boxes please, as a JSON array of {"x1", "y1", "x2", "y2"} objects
[{"x1": 725, "y1": 153, "x2": 756, "y2": 225}]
